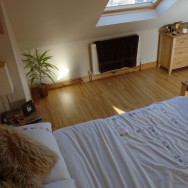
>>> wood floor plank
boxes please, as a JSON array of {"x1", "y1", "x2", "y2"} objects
[{"x1": 33, "y1": 67, "x2": 188, "y2": 130}]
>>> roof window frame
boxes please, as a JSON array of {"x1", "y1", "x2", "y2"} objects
[{"x1": 104, "y1": 0, "x2": 162, "y2": 15}]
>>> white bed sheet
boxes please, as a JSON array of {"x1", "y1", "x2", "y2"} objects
[
  {"x1": 44, "y1": 179, "x2": 76, "y2": 188},
  {"x1": 53, "y1": 96, "x2": 188, "y2": 188}
]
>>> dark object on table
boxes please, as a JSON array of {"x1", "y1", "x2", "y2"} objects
[
  {"x1": 26, "y1": 116, "x2": 43, "y2": 124},
  {"x1": 22, "y1": 100, "x2": 36, "y2": 116},
  {"x1": 0, "y1": 109, "x2": 22, "y2": 126}
]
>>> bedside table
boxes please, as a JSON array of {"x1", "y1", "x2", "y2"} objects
[
  {"x1": 18, "y1": 111, "x2": 43, "y2": 126},
  {"x1": 1, "y1": 107, "x2": 44, "y2": 127},
  {"x1": 180, "y1": 80, "x2": 188, "y2": 96}
]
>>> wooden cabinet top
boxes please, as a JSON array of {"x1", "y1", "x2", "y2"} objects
[{"x1": 160, "y1": 32, "x2": 188, "y2": 39}]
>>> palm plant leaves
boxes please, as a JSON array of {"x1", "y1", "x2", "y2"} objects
[{"x1": 22, "y1": 49, "x2": 58, "y2": 86}]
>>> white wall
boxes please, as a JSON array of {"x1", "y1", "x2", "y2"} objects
[
  {"x1": 2, "y1": 4, "x2": 31, "y2": 102},
  {"x1": 139, "y1": 29, "x2": 159, "y2": 63},
  {"x1": 26, "y1": 28, "x2": 159, "y2": 83},
  {"x1": 0, "y1": 0, "x2": 31, "y2": 112}
]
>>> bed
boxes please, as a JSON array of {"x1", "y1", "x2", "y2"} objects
[{"x1": 14, "y1": 96, "x2": 188, "y2": 187}]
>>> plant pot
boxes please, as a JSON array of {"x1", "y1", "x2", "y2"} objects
[
  {"x1": 38, "y1": 84, "x2": 48, "y2": 98},
  {"x1": 30, "y1": 85, "x2": 40, "y2": 98}
]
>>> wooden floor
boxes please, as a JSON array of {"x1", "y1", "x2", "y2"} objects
[{"x1": 33, "y1": 67, "x2": 188, "y2": 130}]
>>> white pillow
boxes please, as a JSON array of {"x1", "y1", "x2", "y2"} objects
[{"x1": 14, "y1": 122, "x2": 71, "y2": 184}]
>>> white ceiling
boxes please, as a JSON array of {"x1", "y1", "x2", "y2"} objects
[{"x1": 2, "y1": 0, "x2": 188, "y2": 50}]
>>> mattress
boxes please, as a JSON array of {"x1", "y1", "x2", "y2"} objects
[{"x1": 53, "y1": 96, "x2": 188, "y2": 188}]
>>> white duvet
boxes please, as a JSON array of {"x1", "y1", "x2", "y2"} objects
[{"x1": 53, "y1": 96, "x2": 188, "y2": 188}]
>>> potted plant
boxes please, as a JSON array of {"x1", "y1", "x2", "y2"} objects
[{"x1": 22, "y1": 49, "x2": 58, "y2": 98}]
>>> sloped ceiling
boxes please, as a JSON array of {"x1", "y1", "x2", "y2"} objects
[{"x1": 2, "y1": 0, "x2": 188, "y2": 50}]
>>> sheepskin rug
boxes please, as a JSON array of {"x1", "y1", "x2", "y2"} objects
[{"x1": 0, "y1": 125, "x2": 58, "y2": 188}]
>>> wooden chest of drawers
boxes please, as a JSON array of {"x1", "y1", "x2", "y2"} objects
[{"x1": 158, "y1": 33, "x2": 188, "y2": 74}]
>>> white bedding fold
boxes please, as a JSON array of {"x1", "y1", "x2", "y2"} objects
[{"x1": 44, "y1": 179, "x2": 76, "y2": 188}]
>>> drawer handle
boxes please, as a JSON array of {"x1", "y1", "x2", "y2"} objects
[{"x1": 177, "y1": 62, "x2": 182, "y2": 64}]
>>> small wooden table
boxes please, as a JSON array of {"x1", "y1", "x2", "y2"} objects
[
  {"x1": 17, "y1": 109, "x2": 43, "y2": 126},
  {"x1": 180, "y1": 80, "x2": 188, "y2": 96},
  {"x1": 1, "y1": 106, "x2": 44, "y2": 127}
]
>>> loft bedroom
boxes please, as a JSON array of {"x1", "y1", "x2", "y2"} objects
[
  {"x1": 0, "y1": 0, "x2": 187, "y2": 115},
  {"x1": 0, "y1": 0, "x2": 188, "y2": 187},
  {"x1": 0, "y1": 0, "x2": 187, "y2": 113}
]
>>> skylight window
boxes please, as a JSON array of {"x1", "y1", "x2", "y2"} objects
[
  {"x1": 106, "y1": 0, "x2": 153, "y2": 8},
  {"x1": 97, "y1": 0, "x2": 175, "y2": 27},
  {"x1": 105, "y1": 0, "x2": 159, "y2": 13}
]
